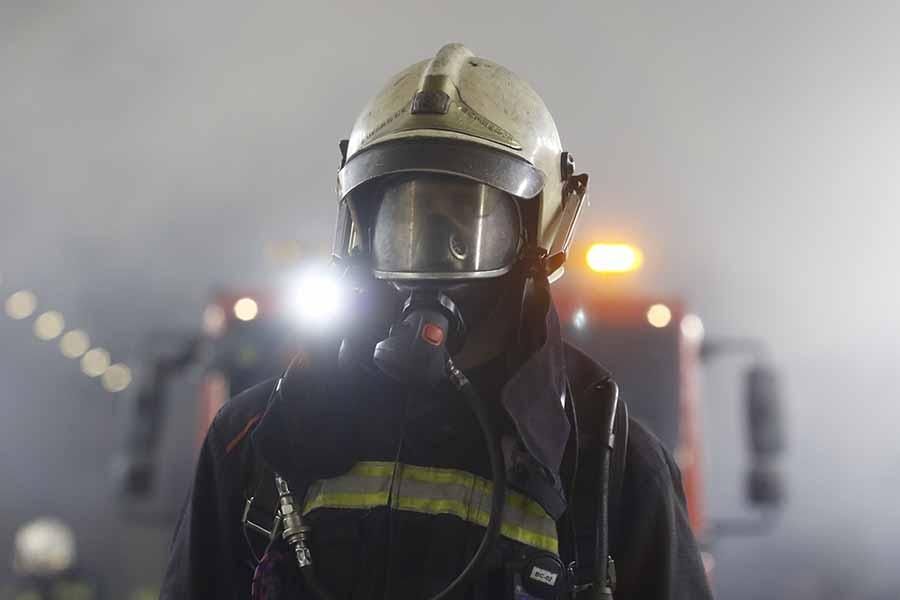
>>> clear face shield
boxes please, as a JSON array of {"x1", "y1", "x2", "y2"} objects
[
  {"x1": 370, "y1": 174, "x2": 523, "y2": 281},
  {"x1": 332, "y1": 138, "x2": 546, "y2": 281}
]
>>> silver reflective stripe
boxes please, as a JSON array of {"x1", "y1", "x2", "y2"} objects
[{"x1": 302, "y1": 461, "x2": 559, "y2": 554}]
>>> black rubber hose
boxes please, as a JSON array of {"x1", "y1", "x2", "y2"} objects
[
  {"x1": 590, "y1": 380, "x2": 618, "y2": 600},
  {"x1": 301, "y1": 566, "x2": 337, "y2": 600},
  {"x1": 590, "y1": 447, "x2": 613, "y2": 599},
  {"x1": 430, "y1": 360, "x2": 507, "y2": 600}
]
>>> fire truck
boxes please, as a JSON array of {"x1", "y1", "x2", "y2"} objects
[{"x1": 117, "y1": 243, "x2": 785, "y2": 574}]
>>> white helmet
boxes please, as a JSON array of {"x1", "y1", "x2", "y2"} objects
[{"x1": 333, "y1": 43, "x2": 587, "y2": 282}]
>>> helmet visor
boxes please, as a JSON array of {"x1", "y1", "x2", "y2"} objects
[
  {"x1": 338, "y1": 138, "x2": 544, "y2": 202},
  {"x1": 371, "y1": 174, "x2": 521, "y2": 280}
]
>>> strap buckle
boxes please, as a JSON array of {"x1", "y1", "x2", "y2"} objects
[{"x1": 241, "y1": 495, "x2": 281, "y2": 564}]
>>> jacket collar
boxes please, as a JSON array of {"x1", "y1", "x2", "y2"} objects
[{"x1": 501, "y1": 301, "x2": 570, "y2": 475}]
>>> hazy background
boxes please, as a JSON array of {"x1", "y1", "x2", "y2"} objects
[{"x1": 2, "y1": 1, "x2": 899, "y2": 598}]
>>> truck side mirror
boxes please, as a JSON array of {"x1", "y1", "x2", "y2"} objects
[
  {"x1": 745, "y1": 364, "x2": 785, "y2": 458},
  {"x1": 744, "y1": 364, "x2": 786, "y2": 508},
  {"x1": 746, "y1": 463, "x2": 784, "y2": 508},
  {"x1": 704, "y1": 339, "x2": 788, "y2": 534}
]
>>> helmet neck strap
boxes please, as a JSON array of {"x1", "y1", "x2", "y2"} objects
[{"x1": 508, "y1": 247, "x2": 560, "y2": 371}]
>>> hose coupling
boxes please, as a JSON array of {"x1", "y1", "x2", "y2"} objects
[{"x1": 275, "y1": 474, "x2": 313, "y2": 568}]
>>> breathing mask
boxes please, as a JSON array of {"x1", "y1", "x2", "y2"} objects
[{"x1": 360, "y1": 173, "x2": 519, "y2": 384}]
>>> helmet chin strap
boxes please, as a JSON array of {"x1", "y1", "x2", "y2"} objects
[{"x1": 510, "y1": 247, "x2": 564, "y2": 370}]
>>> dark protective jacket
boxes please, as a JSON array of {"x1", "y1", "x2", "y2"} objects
[{"x1": 161, "y1": 307, "x2": 713, "y2": 600}]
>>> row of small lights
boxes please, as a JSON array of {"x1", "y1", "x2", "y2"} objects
[
  {"x1": 231, "y1": 292, "x2": 699, "y2": 334},
  {"x1": 2, "y1": 284, "x2": 132, "y2": 393},
  {"x1": 231, "y1": 246, "x2": 705, "y2": 335},
  {"x1": 572, "y1": 302, "x2": 705, "y2": 339}
]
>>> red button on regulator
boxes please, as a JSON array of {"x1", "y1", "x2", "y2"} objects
[{"x1": 421, "y1": 323, "x2": 445, "y2": 346}]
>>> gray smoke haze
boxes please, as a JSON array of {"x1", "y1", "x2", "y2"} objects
[{"x1": 2, "y1": 1, "x2": 899, "y2": 597}]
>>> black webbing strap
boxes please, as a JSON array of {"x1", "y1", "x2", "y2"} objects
[
  {"x1": 240, "y1": 380, "x2": 282, "y2": 564},
  {"x1": 561, "y1": 377, "x2": 629, "y2": 597}
]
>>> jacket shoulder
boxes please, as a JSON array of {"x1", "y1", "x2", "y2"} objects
[
  {"x1": 624, "y1": 417, "x2": 682, "y2": 491},
  {"x1": 614, "y1": 418, "x2": 713, "y2": 597},
  {"x1": 207, "y1": 378, "x2": 278, "y2": 454}
]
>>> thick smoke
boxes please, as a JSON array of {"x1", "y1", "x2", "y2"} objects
[{"x1": 2, "y1": 2, "x2": 899, "y2": 597}]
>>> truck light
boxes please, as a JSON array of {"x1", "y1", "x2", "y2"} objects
[
  {"x1": 203, "y1": 304, "x2": 227, "y2": 336},
  {"x1": 102, "y1": 364, "x2": 133, "y2": 393},
  {"x1": 33, "y1": 311, "x2": 65, "y2": 341},
  {"x1": 233, "y1": 297, "x2": 259, "y2": 322},
  {"x1": 572, "y1": 308, "x2": 587, "y2": 329},
  {"x1": 647, "y1": 303, "x2": 672, "y2": 328},
  {"x1": 586, "y1": 243, "x2": 643, "y2": 273},
  {"x1": 81, "y1": 348, "x2": 111, "y2": 377},
  {"x1": 60, "y1": 330, "x2": 91, "y2": 359},
  {"x1": 681, "y1": 314, "x2": 705, "y2": 341},
  {"x1": 5, "y1": 290, "x2": 37, "y2": 320}
]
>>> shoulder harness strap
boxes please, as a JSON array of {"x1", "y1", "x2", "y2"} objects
[
  {"x1": 240, "y1": 379, "x2": 282, "y2": 564},
  {"x1": 560, "y1": 375, "x2": 629, "y2": 598}
]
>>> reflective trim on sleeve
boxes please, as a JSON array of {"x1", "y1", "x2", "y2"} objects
[{"x1": 302, "y1": 461, "x2": 559, "y2": 554}]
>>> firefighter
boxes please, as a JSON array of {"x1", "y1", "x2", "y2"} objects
[{"x1": 161, "y1": 43, "x2": 713, "y2": 599}]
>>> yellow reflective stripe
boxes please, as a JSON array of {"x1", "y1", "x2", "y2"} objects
[
  {"x1": 350, "y1": 462, "x2": 548, "y2": 519},
  {"x1": 394, "y1": 496, "x2": 559, "y2": 553},
  {"x1": 349, "y1": 461, "x2": 399, "y2": 478},
  {"x1": 303, "y1": 491, "x2": 391, "y2": 513},
  {"x1": 301, "y1": 461, "x2": 559, "y2": 554},
  {"x1": 404, "y1": 463, "x2": 548, "y2": 520}
]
